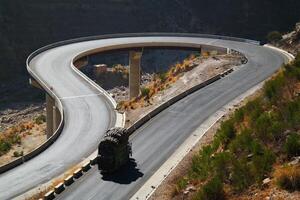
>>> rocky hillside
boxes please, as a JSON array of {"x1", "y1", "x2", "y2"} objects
[
  {"x1": 0, "y1": 0, "x2": 299, "y2": 84},
  {"x1": 278, "y1": 22, "x2": 300, "y2": 55}
]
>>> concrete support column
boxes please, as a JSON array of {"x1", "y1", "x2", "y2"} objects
[
  {"x1": 129, "y1": 51, "x2": 143, "y2": 99},
  {"x1": 52, "y1": 105, "x2": 61, "y2": 135},
  {"x1": 46, "y1": 94, "x2": 55, "y2": 138},
  {"x1": 74, "y1": 56, "x2": 88, "y2": 68}
]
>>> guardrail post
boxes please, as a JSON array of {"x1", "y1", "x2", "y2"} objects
[{"x1": 129, "y1": 50, "x2": 143, "y2": 99}]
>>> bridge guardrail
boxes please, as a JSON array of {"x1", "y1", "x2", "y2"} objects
[{"x1": 0, "y1": 33, "x2": 251, "y2": 174}]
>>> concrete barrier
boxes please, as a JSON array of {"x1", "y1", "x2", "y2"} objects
[
  {"x1": 127, "y1": 72, "x2": 228, "y2": 134},
  {"x1": 54, "y1": 183, "x2": 65, "y2": 194},
  {"x1": 90, "y1": 157, "x2": 98, "y2": 166},
  {"x1": 82, "y1": 162, "x2": 91, "y2": 172},
  {"x1": 73, "y1": 168, "x2": 83, "y2": 179},
  {"x1": 64, "y1": 175, "x2": 74, "y2": 186},
  {"x1": 44, "y1": 190, "x2": 55, "y2": 200}
]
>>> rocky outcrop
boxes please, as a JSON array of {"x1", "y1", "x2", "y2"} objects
[
  {"x1": 279, "y1": 22, "x2": 300, "y2": 55},
  {"x1": 0, "y1": 0, "x2": 299, "y2": 87}
]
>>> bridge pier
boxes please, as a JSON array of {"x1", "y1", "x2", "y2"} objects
[
  {"x1": 46, "y1": 94, "x2": 60, "y2": 138},
  {"x1": 129, "y1": 50, "x2": 143, "y2": 99},
  {"x1": 30, "y1": 78, "x2": 61, "y2": 138}
]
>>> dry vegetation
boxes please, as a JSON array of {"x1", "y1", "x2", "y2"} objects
[
  {"x1": 116, "y1": 52, "x2": 236, "y2": 112},
  {"x1": 0, "y1": 114, "x2": 46, "y2": 165},
  {"x1": 116, "y1": 54, "x2": 200, "y2": 111}
]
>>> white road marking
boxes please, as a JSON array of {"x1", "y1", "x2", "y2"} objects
[{"x1": 59, "y1": 93, "x2": 103, "y2": 100}]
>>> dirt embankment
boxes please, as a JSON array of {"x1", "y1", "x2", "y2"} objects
[{"x1": 109, "y1": 54, "x2": 243, "y2": 127}]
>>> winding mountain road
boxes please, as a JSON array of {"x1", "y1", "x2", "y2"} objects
[{"x1": 0, "y1": 35, "x2": 289, "y2": 200}]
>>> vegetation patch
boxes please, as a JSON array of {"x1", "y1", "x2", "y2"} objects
[
  {"x1": 275, "y1": 165, "x2": 300, "y2": 192},
  {"x1": 0, "y1": 118, "x2": 45, "y2": 158},
  {"x1": 174, "y1": 54, "x2": 300, "y2": 199}
]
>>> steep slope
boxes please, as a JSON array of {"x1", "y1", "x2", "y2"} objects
[{"x1": 0, "y1": 0, "x2": 299, "y2": 85}]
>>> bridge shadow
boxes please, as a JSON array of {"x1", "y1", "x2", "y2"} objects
[{"x1": 100, "y1": 158, "x2": 144, "y2": 184}]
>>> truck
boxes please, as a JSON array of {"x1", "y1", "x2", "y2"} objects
[{"x1": 97, "y1": 127, "x2": 132, "y2": 173}]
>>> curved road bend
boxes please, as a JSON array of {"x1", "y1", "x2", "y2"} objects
[
  {"x1": 0, "y1": 36, "x2": 288, "y2": 200},
  {"x1": 56, "y1": 38, "x2": 288, "y2": 200}
]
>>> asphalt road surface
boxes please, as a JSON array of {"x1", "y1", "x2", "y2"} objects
[{"x1": 0, "y1": 36, "x2": 288, "y2": 200}]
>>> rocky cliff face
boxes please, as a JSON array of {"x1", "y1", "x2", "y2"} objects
[{"x1": 0, "y1": 0, "x2": 299, "y2": 85}]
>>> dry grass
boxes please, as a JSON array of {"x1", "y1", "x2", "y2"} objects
[
  {"x1": 274, "y1": 164, "x2": 300, "y2": 191},
  {"x1": 117, "y1": 54, "x2": 199, "y2": 111}
]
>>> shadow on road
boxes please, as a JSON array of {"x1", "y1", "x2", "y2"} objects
[{"x1": 100, "y1": 158, "x2": 144, "y2": 184}]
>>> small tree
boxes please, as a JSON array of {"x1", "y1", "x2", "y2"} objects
[
  {"x1": 140, "y1": 87, "x2": 150, "y2": 98},
  {"x1": 284, "y1": 133, "x2": 300, "y2": 158},
  {"x1": 158, "y1": 72, "x2": 167, "y2": 83},
  {"x1": 267, "y1": 31, "x2": 282, "y2": 43},
  {"x1": 194, "y1": 176, "x2": 225, "y2": 200}
]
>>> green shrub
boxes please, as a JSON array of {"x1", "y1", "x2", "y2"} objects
[
  {"x1": 294, "y1": 53, "x2": 300, "y2": 68},
  {"x1": 250, "y1": 149, "x2": 275, "y2": 184},
  {"x1": 231, "y1": 159, "x2": 253, "y2": 192},
  {"x1": 234, "y1": 107, "x2": 245, "y2": 123},
  {"x1": 11, "y1": 135, "x2": 21, "y2": 145},
  {"x1": 284, "y1": 133, "x2": 300, "y2": 158},
  {"x1": 158, "y1": 72, "x2": 167, "y2": 82},
  {"x1": 282, "y1": 100, "x2": 300, "y2": 128},
  {"x1": 140, "y1": 87, "x2": 150, "y2": 98},
  {"x1": 254, "y1": 112, "x2": 284, "y2": 141},
  {"x1": 212, "y1": 152, "x2": 232, "y2": 180},
  {"x1": 284, "y1": 63, "x2": 300, "y2": 80},
  {"x1": 244, "y1": 99, "x2": 263, "y2": 122},
  {"x1": 268, "y1": 120, "x2": 285, "y2": 140},
  {"x1": 35, "y1": 114, "x2": 46, "y2": 125},
  {"x1": 176, "y1": 177, "x2": 188, "y2": 192},
  {"x1": 229, "y1": 129, "x2": 256, "y2": 156},
  {"x1": 193, "y1": 176, "x2": 225, "y2": 200},
  {"x1": 190, "y1": 145, "x2": 214, "y2": 180},
  {"x1": 215, "y1": 119, "x2": 236, "y2": 147},
  {"x1": 0, "y1": 140, "x2": 11, "y2": 154},
  {"x1": 263, "y1": 74, "x2": 286, "y2": 103},
  {"x1": 13, "y1": 151, "x2": 23, "y2": 157},
  {"x1": 255, "y1": 112, "x2": 272, "y2": 141},
  {"x1": 267, "y1": 31, "x2": 282, "y2": 43}
]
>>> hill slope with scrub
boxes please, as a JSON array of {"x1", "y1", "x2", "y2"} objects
[{"x1": 170, "y1": 54, "x2": 300, "y2": 200}]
